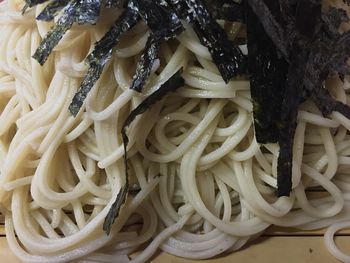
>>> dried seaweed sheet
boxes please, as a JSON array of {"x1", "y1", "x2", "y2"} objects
[
  {"x1": 69, "y1": 8, "x2": 139, "y2": 116},
  {"x1": 32, "y1": 0, "x2": 77, "y2": 65},
  {"x1": 128, "y1": 0, "x2": 184, "y2": 39},
  {"x1": 246, "y1": 0, "x2": 290, "y2": 61},
  {"x1": 130, "y1": 34, "x2": 161, "y2": 92},
  {"x1": 33, "y1": 0, "x2": 101, "y2": 65},
  {"x1": 277, "y1": 0, "x2": 321, "y2": 197},
  {"x1": 36, "y1": 0, "x2": 71, "y2": 21},
  {"x1": 246, "y1": 3, "x2": 288, "y2": 144},
  {"x1": 75, "y1": 0, "x2": 100, "y2": 25},
  {"x1": 210, "y1": 0, "x2": 244, "y2": 22},
  {"x1": 185, "y1": 0, "x2": 246, "y2": 82},
  {"x1": 105, "y1": 0, "x2": 124, "y2": 8},
  {"x1": 103, "y1": 69, "x2": 184, "y2": 234},
  {"x1": 22, "y1": 0, "x2": 50, "y2": 13}
]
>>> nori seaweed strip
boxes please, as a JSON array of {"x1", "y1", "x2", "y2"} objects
[
  {"x1": 103, "y1": 69, "x2": 184, "y2": 234},
  {"x1": 277, "y1": 0, "x2": 322, "y2": 197},
  {"x1": 246, "y1": 3, "x2": 288, "y2": 143},
  {"x1": 36, "y1": 0, "x2": 71, "y2": 21},
  {"x1": 130, "y1": 34, "x2": 161, "y2": 92},
  {"x1": 69, "y1": 8, "x2": 139, "y2": 116},
  {"x1": 304, "y1": 31, "x2": 350, "y2": 118},
  {"x1": 33, "y1": 0, "x2": 101, "y2": 65},
  {"x1": 105, "y1": 0, "x2": 124, "y2": 8},
  {"x1": 185, "y1": 0, "x2": 246, "y2": 82},
  {"x1": 103, "y1": 183, "x2": 128, "y2": 235},
  {"x1": 32, "y1": 0, "x2": 77, "y2": 65},
  {"x1": 22, "y1": 0, "x2": 50, "y2": 13},
  {"x1": 166, "y1": 0, "x2": 194, "y2": 21},
  {"x1": 75, "y1": 0, "x2": 100, "y2": 25},
  {"x1": 210, "y1": 0, "x2": 244, "y2": 22},
  {"x1": 277, "y1": 46, "x2": 308, "y2": 197},
  {"x1": 321, "y1": 7, "x2": 349, "y2": 38},
  {"x1": 128, "y1": 0, "x2": 184, "y2": 39},
  {"x1": 246, "y1": 0, "x2": 290, "y2": 61}
]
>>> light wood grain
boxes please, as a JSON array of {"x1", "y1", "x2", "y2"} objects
[
  {"x1": 0, "y1": 193, "x2": 348, "y2": 263},
  {"x1": 152, "y1": 236, "x2": 348, "y2": 263},
  {"x1": 0, "y1": 236, "x2": 348, "y2": 263}
]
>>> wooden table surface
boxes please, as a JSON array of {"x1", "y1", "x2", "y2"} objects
[{"x1": 0, "y1": 215, "x2": 348, "y2": 263}]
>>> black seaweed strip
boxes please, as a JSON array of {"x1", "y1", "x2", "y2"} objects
[
  {"x1": 130, "y1": 34, "x2": 161, "y2": 92},
  {"x1": 193, "y1": 20, "x2": 246, "y2": 83},
  {"x1": 277, "y1": 46, "x2": 308, "y2": 197},
  {"x1": 186, "y1": 0, "x2": 246, "y2": 82},
  {"x1": 36, "y1": 0, "x2": 71, "y2": 21},
  {"x1": 23, "y1": 0, "x2": 49, "y2": 10},
  {"x1": 123, "y1": 68, "x2": 184, "y2": 132},
  {"x1": 103, "y1": 183, "x2": 129, "y2": 235},
  {"x1": 305, "y1": 32, "x2": 350, "y2": 118},
  {"x1": 75, "y1": 0, "x2": 100, "y2": 25},
  {"x1": 128, "y1": 0, "x2": 184, "y2": 39},
  {"x1": 322, "y1": 7, "x2": 349, "y2": 37},
  {"x1": 32, "y1": 0, "x2": 77, "y2": 65},
  {"x1": 103, "y1": 69, "x2": 184, "y2": 234},
  {"x1": 246, "y1": 3, "x2": 288, "y2": 143},
  {"x1": 210, "y1": 0, "x2": 244, "y2": 22},
  {"x1": 69, "y1": 9, "x2": 139, "y2": 116},
  {"x1": 277, "y1": 0, "x2": 322, "y2": 197},
  {"x1": 246, "y1": 0, "x2": 290, "y2": 61},
  {"x1": 86, "y1": 8, "x2": 139, "y2": 66},
  {"x1": 105, "y1": 0, "x2": 124, "y2": 8},
  {"x1": 166, "y1": 0, "x2": 193, "y2": 21}
]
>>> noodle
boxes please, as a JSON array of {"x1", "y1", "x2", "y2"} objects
[{"x1": 1, "y1": 1, "x2": 350, "y2": 262}]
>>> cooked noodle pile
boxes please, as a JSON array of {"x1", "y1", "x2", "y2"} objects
[{"x1": 1, "y1": 1, "x2": 350, "y2": 262}]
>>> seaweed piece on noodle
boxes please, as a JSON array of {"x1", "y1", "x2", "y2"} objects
[
  {"x1": 69, "y1": 8, "x2": 139, "y2": 116},
  {"x1": 210, "y1": 0, "x2": 244, "y2": 22},
  {"x1": 128, "y1": 0, "x2": 184, "y2": 39},
  {"x1": 103, "y1": 184, "x2": 128, "y2": 235},
  {"x1": 103, "y1": 69, "x2": 184, "y2": 234},
  {"x1": 276, "y1": 0, "x2": 322, "y2": 197},
  {"x1": 33, "y1": 0, "x2": 101, "y2": 65},
  {"x1": 22, "y1": 0, "x2": 50, "y2": 13},
  {"x1": 246, "y1": 3, "x2": 288, "y2": 144},
  {"x1": 166, "y1": 0, "x2": 194, "y2": 21},
  {"x1": 277, "y1": 46, "x2": 309, "y2": 197},
  {"x1": 245, "y1": 0, "x2": 290, "y2": 61},
  {"x1": 321, "y1": 7, "x2": 349, "y2": 37},
  {"x1": 105, "y1": 0, "x2": 124, "y2": 8},
  {"x1": 130, "y1": 33, "x2": 161, "y2": 92},
  {"x1": 36, "y1": 0, "x2": 71, "y2": 21},
  {"x1": 32, "y1": 0, "x2": 78, "y2": 65},
  {"x1": 185, "y1": 0, "x2": 247, "y2": 82},
  {"x1": 74, "y1": 0, "x2": 100, "y2": 25}
]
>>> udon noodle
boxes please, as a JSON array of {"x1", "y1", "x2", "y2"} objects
[{"x1": 1, "y1": 1, "x2": 350, "y2": 262}]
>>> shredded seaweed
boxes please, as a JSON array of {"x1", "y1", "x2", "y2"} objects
[
  {"x1": 248, "y1": 0, "x2": 350, "y2": 196},
  {"x1": 32, "y1": 0, "x2": 77, "y2": 65},
  {"x1": 36, "y1": 0, "x2": 71, "y2": 21},
  {"x1": 22, "y1": 0, "x2": 49, "y2": 13},
  {"x1": 33, "y1": 0, "x2": 101, "y2": 65},
  {"x1": 246, "y1": 0, "x2": 290, "y2": 61},
  {"x1": 128, "y1": 0, "x2": 184, "y2": 39},
  {"x1": 130, "y1": 34, "x2": 161, "y2": 92},
  {"x1": 246, "y1": 3, "x2": 288, "y2": 144},
  {"x1": 103, "y1": 69, "x2": 184, "y2": 235},
  {"x1": 210, "y1": 0, "x2": 244, "y2": 22},
  {"x1": 185, "y1": 0, "x2": 246, "y2": 82},
  {"x1": 75, "y1": 0, "x2": 100, "y2": 25},
  {"x1": 105, "y1": 0, "x2": 124, "y2": 8},
  {"x1": 69, "y1": 8, "x2": 139, "y2": 116}
]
